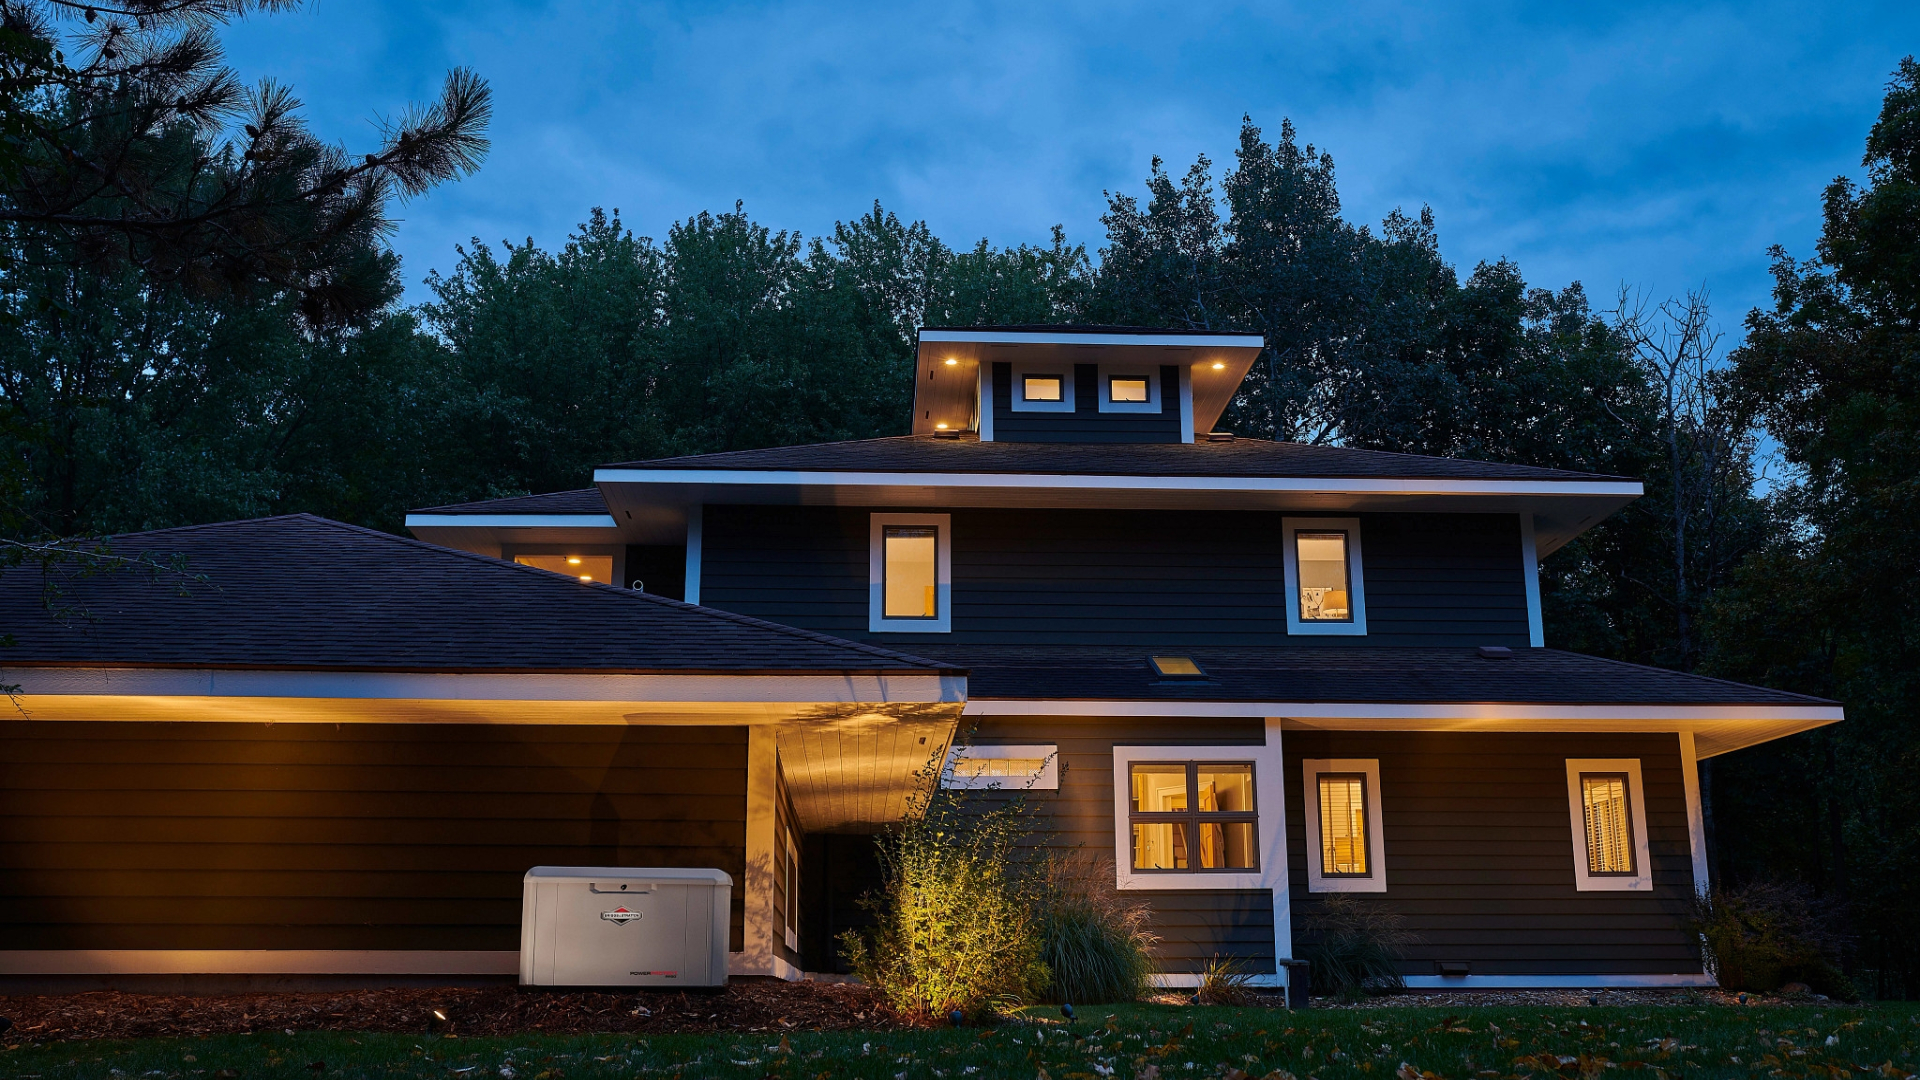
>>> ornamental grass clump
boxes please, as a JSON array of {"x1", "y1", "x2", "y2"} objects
[
  {"x1": 840, "y1": 786, "x2": 1048, "y2": 1021},
  {"x1": 1300, "y1": 894, "x2": 1418, "y2": 1000},
  {"x1": 1693, "y1": 880, "x2": 1854, "y2": 999},
  {"x1": 1035, "y1": 854, "x2": 1158, "y2": 1004}
]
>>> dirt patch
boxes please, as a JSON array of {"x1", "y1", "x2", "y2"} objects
[{"x1": 0, "y1": 981, "x2": 904, "y2": 1044}]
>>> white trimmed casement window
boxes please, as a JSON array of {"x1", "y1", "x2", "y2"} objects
[
  {"x1": 1010, "y1": 360, "x2": 1076, "y2": 413},
  {"x1": 1281, "y1": 517, "x2": 1367, "y2": 636},
  {"x1": 1301, "y1": 758, "x2": 1386, "y2": 893},
  {"x1": 942, "y1": 744, "x2": 1059, "y2": 790},
  {"x1": 868, "y1": 513, "x2": 952, "y2": 633},
  {"x1": 1565, "y1": 758, "x2": 1653, "y2": 892},
  {"x1": 1111, "y1": 745, "x2": 1284, "y2": 891},
  {"x1": 1098, "y1": 365, "x2": 1161, "y2": 414}
]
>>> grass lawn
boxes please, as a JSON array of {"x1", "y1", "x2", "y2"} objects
[{"x1": 5, "y1": 1001, "x2": 1919, "y2": 1080}]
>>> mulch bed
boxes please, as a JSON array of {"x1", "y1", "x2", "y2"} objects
[{"x1": 0, "y1": 981, "x2": 904, "y2": 1044}]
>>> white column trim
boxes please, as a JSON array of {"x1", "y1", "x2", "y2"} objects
[
  {"x1": 976, "y1": 362, "x2": 994, "y2": 441},
  {"x1": 739, "y1": 725, "x2": 778, "y2": 977},
  {"x1": 1521, "y1": 512, "x2": 1545, "y2": 647},
  {"x1": 683, "y1": 504, "x2": 703, "y2": 606},
  {"x1": 1264, "y1": 718, "x2": 1293, "y2": 973},
  {"x1": 1679, "y1": 731, "x2": 1710, "y2": 897},
  {"x1": 1179, "y1": 365, "x2": 1195, "y2": 443}
]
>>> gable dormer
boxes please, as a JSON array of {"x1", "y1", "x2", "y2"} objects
[{"x1": 912, "y1": 326, "x2": 1265, "y2": 442}]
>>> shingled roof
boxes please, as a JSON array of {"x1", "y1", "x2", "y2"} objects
[
  {"x1": 907, "y1": 644, "x2": 1831, "y2": 707},
  {"x1": 411, "y1": 489, "x2": 608, "y2": 516},
  {"x1": 599, "y1": 434, "x2": 1627, "y2": 483},
  {"x1": 0, "y1": 515, "x2": 955, "y2": 674}
]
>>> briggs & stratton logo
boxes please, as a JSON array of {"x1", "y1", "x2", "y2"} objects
[{"x1": 600, "y1": 907, "x2": 643, "y2": 925}]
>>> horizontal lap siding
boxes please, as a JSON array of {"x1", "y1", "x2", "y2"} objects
[
  {"x1": 991, "y1": 364, "x2": 1183, "y2": 444},
  {"x1": 968, "y1": 716, "x2": 1274, "y2": 974},
  {"x1": 700, "y1": 507, "x2": 1531, "y2": 647},
  {"x1": 1286, "y1": 731, "x2": 1701, "y2": 976},
  {"x1": 0, "y1": 723, "x2": 748, "y2": 953}
]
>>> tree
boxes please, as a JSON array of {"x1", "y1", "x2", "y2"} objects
[{"x1": 0, "y1": 0, "x2": 489, "y2": 326}]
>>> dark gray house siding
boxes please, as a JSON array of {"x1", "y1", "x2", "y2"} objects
[
  {"x1": 991, "y1": 363, "x2": 1183, "y2": 444},
  {"x1": 698, "y1": 506, "x2": 1533, "y2": 648},
  {"x1": 0, "y1": 722, "x2": 750, "y2": 954},
  {"x1": 965, "y1": 715, "x2": 1275, "y2": 974},
  {"x1": 1285, "y1": 730, "x2": 1702, "y2": 977}
]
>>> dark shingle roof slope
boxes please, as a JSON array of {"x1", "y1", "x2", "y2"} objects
[
  {"x1": 411, "y1": 489, "x2": 608, "y2": 515},
  {"x1": 602, "y1": 434, "x2": 1626, "y2": 483},
  {"x1": 906, "y1": 645, "x2": 1829, "y2": 706},
  {"x1": 0, "y1": 515, "x2": 954, "y2": 674}
]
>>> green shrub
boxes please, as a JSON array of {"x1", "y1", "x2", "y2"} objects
[
  {"x1": 840, "y1": 786, "x2": 1048, "y2": 1020},
  {"x1": 1035, "y1": 854, "x2": 1157, "y2": 1004},
  {"x1": 1300, "y1": 894, "x2": 1417, "y2": 1000},
  {"x1": 1693, "y1": 881, "x2": 1855, "y2": 999},
  {"x1": 1193, "y1": 955, "x2": 1256, "y2": 1006}
]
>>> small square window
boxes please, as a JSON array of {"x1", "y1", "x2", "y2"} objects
[
  {"x1": 1022, "y1": 374, "x2": 1065, "y2": 402},
  {"x1": 943, "y1": 744, "x2": 1059, "y2": 790},
  {"x1": 1108, "y1": 376, "x2": 1150, "y2": 403}
]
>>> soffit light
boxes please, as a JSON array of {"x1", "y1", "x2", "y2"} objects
[
  {"x1": 944, "y1": 358, "x2": 958, "y2": 366},
  {"x1": 1211, "y1": 361, "x2": 1226, "y2": 370}
]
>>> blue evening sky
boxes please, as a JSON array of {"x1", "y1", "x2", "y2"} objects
[{"x1": 222, "y1": 1, "x2": 1916, "y2": 334}]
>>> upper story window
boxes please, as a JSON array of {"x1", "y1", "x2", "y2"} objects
[
  {"x1": 1127, "y1": 761, "x2": 1258, "y2": 872},
  {"x1": 1098, "y1": 365, "x2": 1161, "y2": 413},
  {"x1": 1565, "y1": 759, "x2": 1653, "y2": 891},
  {"x1": 1010, "y1": 360, "x2": 1075, "y2": 413},
  {"x1": 1302, "y1": 758, "x2": 1386, "y2": 892},
  {"x1": 1281, "y1": 517, "x2": 1368, "y2": 636},
  {"x1": 1023, "y1": 374, "x2": 1066, "y2": 402},
  {"x1": 868, "y1": 513, "x2": 952, "y2": 633},
  {"x1": 514, "y1": 553, "x2": 613, "y2": 584}
]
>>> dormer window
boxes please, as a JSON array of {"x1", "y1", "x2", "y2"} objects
[
  {"x1": 1108, "y1": 376, "x2": 1150, "y2": 403},
  {"x1": 1098, "y1": 365, "x2": 1161, "y2": 413},
  {"x1": 1022, "y1": 374, "x2": 1065, "y2": 402},
  {"x1": 1282, "y1": 517, "x2": 1368, "y2": 635}
]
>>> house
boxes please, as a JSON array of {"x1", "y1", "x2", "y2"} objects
[{"x1": 0, "y1": 326, "x2": 1840, "y2": 992}]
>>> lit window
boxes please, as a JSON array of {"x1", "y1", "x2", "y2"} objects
[
  {"x1": 882, "y1": 526, "x2": 938, "y2": 618},
  {"x1": 1563, "y1": 759, "x2": 1652, "y2": 891},
  {"x1": 1022, "y1": 374, "x2": 1065, "y2": 402},
  {"x1": 1108, "y1": 376, "x2": 1150, "y2": 403},
  {"x1": 1580, "y1": 773, "x2": 1635, "y2": 875},
  {"x1": 1128, "y1": 762, "x2": 1257, "y2": 872},
  {"x1": 1283, "y1": 518, "x2": 1367, "y2": 635},
  {"x1": 943, "y1": 744, "x2": 1059, "y2": 789},
  {"x1": 869, "y1": 513, "x2": 951, "y2": 632},
  {"x1": 1296, "y1": 532, "x2": 1351, "y2": 621},
  {"x1": 1317, "y1": 774, "x2": 1370, "y2": 876},
  {"x1": 514, "y1": 554, "x2": 613, "y2": 583},
  {"x1": 1302, "y1": 758, "x2": 1385, "y2": 892}
]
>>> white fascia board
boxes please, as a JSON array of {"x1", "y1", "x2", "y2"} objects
[
  {"x1": 961, "y1": 698, "x2": 1843, "y2": 723},
  {"x1": 404, "y1": 513, "x2": 619, "y2": 529},
  {"x1": 919, "y1": 329, "x2": 1265, "y2": 348},
  {"x1": 594, "y1": 468, "x2": 1643, "y2": 500},
  {"x1": 9, "y1": 666, "x2": 965, "y2": 704}
]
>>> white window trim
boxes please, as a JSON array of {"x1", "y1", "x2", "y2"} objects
[
  {"x1": 1097, "y1": 364, "x2": 1162, "y2": 414},
  {"x1": 1282, "y1": 516, "x2": 1368, "y2": 636},
  {"x1": 1111, "y1": 743, "x2": 1285, "y2": 891},
  {"x1": 1564, "y1": 758, "x2": 1654, "y2": 892},
  {"x1": 1300, "y1": 758, "x2": 1387, "y2": 893},
  {"x1": 942, "y1": 744, "x2": 1059, "y2": 790},
  {"x1": 869, "y1": 513, "x2": 952, "y2": 633},
  {"x1": 1009, "y1": 360, "x2": 1076, "y2": 413}
]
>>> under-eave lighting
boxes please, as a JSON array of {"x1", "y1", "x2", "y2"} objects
[
  {"x1": 944, "y1": 358, "x2": 958, "y2": 366},
  {"x1": 1211, "y1": 361, "x2": 1225, "y2": 370}
]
